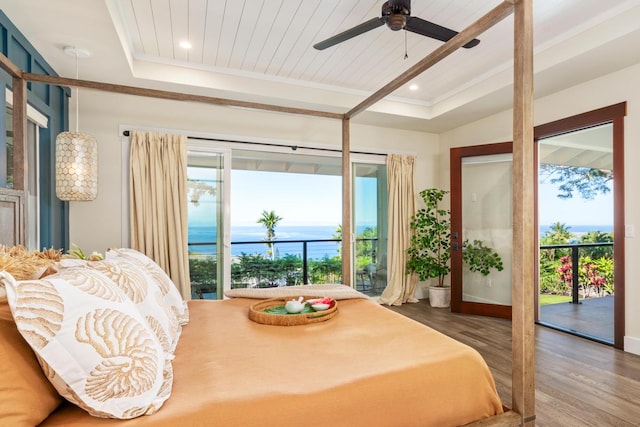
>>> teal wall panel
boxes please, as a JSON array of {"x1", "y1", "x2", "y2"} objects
[
  {"x1": 31, "y1": 60, "x2": 49, "y2": 104},
  {"x1": 0, "y1": 9, "x2": 69, "y2": 250}
]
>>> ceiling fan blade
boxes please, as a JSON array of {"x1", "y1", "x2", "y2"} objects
[
  {"x1": 313, "y1": 17, "x2": 385, "y2": 50},
  {"x1": 405, "y1": 17, "x2": 480, "y2": 48}
]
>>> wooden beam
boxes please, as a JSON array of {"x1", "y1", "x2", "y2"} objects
[
  {"x1": 22, "y1": 72, "x2": 345, "y2": 121},
  {"x1": 612, "y1": 115, "x2": 625, "y2": 350},
  {"x1": 462, "y1": 410, "x2": 522, "y2": 426},
  {"x1": 345, "y1": 1, "x2": 514, "y2": 119},
  {"x1": 0, "y1": 52, "x2": 23, "y2": 78},
  {"x1": 341, "y1": 118, "x2": 352, "y2": 286},
  {"x1": 11, "y1": 77, "x2": 27, "y2": 193},
  {"x1": 511, "y1": 0, "x2": 536, "y2": 424}
]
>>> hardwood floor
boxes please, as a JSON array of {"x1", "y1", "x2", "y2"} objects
[{"x1": 387, "y1": 300, "x2": 640, "y2": 427}]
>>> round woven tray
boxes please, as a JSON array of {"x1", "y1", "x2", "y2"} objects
[{"x1": 248, "y1": 296, "x2": 338, "y2": 326}]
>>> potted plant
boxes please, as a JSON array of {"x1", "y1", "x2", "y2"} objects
[
  {"x1": 406, "y1": 189, "x2": 505, "y2": 308},
  {"x1": 406, "y1": 188, "x2": 451, "y2": 307}
]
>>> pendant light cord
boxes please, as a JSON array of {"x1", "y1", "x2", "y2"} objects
[{"x1": 75, "y1": 50, "x2": 80, "y2": 133}]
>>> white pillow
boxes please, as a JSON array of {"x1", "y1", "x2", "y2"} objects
[
  {"x1": 0, "y1": 269, "x2": 171, "y2": 419},
  {"x1": 106, "y1": 248, "x2": 189, "y2": 325},
  {"x1": 87, "y1": 259, "x2": 180, "y2": 352}
]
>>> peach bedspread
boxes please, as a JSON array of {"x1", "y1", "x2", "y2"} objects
[{"x1": 41, "y1": 298, "x2": 503, "y2": 427}]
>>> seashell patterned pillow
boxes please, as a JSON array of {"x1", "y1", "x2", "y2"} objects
[
  {"x1": 86, "y1": 258, "x2": 182, "y2": 353},
  {"x1": 105, "y1": 248, "x2": 189, "y2": 326},
  {"x1": 0, "y1": 268, "x2": 171, "y2": 419}
]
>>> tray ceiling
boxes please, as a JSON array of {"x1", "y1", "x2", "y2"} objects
[{"x1": 2, "y1": 0, "x2": 640, "y2": 132}]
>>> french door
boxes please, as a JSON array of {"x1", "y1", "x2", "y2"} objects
[
  {"x1": 450, "y1": 143, "x2": 513, "y2": 319},
  {"x1": 186, "y1": 146, "x2": 231, "y2": 300},
  {"x1": 353, "y1": 161, "x2": 388, "y2": 295}
]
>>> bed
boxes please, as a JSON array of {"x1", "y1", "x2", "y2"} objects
[
  {"x1": 39, "y1": 291, "x2": 503, "y2": 426},
  {"x1": 0, "y1": 248, "x2": 503, "y2": 426}
]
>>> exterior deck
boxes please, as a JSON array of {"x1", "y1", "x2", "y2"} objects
[{"x1": 539, "y1": 296, "x2": 614, "y2": 344}]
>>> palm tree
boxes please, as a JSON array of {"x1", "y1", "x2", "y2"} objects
[
  {"x1": 544, "y1": 221, "x2": 573, "y2": 243},
  {"x1": 257, "y1": 210, "x2": 282, "y2": 259},
  {"x1": 541, "y1": 221, "x2": 574, "y2": 262}
]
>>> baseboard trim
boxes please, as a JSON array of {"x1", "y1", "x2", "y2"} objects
[{"x1": 624, "y1": 336, "x2": 640, "y2": 355}]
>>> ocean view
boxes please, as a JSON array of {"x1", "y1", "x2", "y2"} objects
[
  {"x1": 188, "y1": 225, "x2": 344, "y2": 259},
  {"x1": 539, "y1": 224, "x2": 613, "y2": 237},
  {"x1": 188, "y1": 224, "x2": 613, "y2": 259}
]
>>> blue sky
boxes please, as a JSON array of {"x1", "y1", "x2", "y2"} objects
[
  {"x1": 189, "y1": 167, "x2": 613, "y2": 229},
  {"x1": 188, "y1": 169, "x2": 378, "y2": 228},
  {"x1": 231, "y1": 170, "x2": 343, "y2": 226},
  {"x1": 538, "y1": 181, "x2": 613, "y2": 226}
]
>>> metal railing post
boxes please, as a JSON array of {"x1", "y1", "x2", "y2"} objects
[
  {"x1": 302, "y1": 241, "x2": 309, "y2": 284},
  {"x1": 571, "y1": 245, "x2": 580, "y2": 304}
]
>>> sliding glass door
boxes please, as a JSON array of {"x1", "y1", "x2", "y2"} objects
[{"x1": 186, "y1": 140, "x2": 388, "y2": 298}]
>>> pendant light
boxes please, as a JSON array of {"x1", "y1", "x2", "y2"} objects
[{"x1": 55, "y1": 46, "x2": 98, "y2": 201}]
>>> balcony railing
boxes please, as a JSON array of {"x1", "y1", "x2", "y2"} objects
[
  {"x1": 539, "y1": 242, "x2": 614, "y2": 303},
  {"x1": 188, "y1": 238, "x2": 379, "y2": 298}
]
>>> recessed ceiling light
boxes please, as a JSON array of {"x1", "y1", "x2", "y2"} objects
[
  {"x1": 179, "y1": 40, "x2": 192, "y2": 49},
  {"x1": 409, "y1": 84, "x2": 419, "y2": 91}
]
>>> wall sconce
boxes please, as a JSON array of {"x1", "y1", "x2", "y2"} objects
[{"x1": 55, "y1": 46, "x2": 98, "y2": 201}]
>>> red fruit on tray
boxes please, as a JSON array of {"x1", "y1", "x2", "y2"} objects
[{"x1": 308, "y1": 297, "x2": 335, "y2": 308}]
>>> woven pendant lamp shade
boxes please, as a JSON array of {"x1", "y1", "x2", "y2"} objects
[
  {"x1": 55, "y1": 131, "x2": 98, "y2": 201},
  {"x1": 55, "y1": 46, "x2": 98, "y2": 201}
]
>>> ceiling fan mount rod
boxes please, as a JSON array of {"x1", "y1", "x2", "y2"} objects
[{"x1": 383, "y1": 0, "x2": 411, "y2": 31}]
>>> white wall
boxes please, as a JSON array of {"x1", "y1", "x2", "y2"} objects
[
  {"x1": 69, "y1": 89, "x2": 440, "y2": 255},
  {"x1": 441, "y1": 63, "x2": 640, "y2": 354},
  {"x1": 69, "y1": 61, "x2": 639, "y2": 353}
]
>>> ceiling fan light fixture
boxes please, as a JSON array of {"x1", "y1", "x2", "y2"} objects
[{"x1": 387, "y1": 14, "x2": 406, "y2": 31}]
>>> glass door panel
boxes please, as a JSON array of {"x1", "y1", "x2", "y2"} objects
[
  {"x1": 353, "y1": 162, "x2": 387, "y2": 297},
  {"x1": 187, "y1": 150, "x2": 229, "y2": 299},
  {"x1": 460, "y1": 154, "x2": 513, "y2": 305},
  {"x1": 451, "y1": 143, "x2": 512, "y2": 318}
]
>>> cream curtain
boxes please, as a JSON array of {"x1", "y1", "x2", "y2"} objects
[
  {"x1": 130, "y1": 131, "x2": 191, "y2": 300},
  {"x1": 379, "y1": 154, "x2": 418, "y2": 306}
]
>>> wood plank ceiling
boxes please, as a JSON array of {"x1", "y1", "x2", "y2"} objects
[
  {"x1": 116, "y1": 0, "x2": 638, "y2": 105},
  {"x1": 121, "y1": 0, "x2": 500, "y2": 102}
]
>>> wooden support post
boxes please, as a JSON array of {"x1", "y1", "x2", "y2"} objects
[
  {"x1": 11, "y1": 77, "x2": 27, "y2": 193},
  {"x1": 342, "y1": 118, "x2": 352, "y2": 286},
  {"x1": 511, "y1": 0, "x2": 536, "y2": 424}
]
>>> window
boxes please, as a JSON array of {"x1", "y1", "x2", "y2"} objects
[
  {"x1": 186, "y1": 140, "x2": 388, "y2": 298},
  {"x1": 4, "y1": 99, "x2": 47, "y2": 249}
]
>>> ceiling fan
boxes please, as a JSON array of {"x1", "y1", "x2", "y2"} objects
[{"x1": 313, "y1": 0, "x2": 480, "y2": 50}]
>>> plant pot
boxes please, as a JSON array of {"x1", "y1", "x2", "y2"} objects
[{"x1": 428, "y1": 286, "x2": 451, "y2": 308}]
